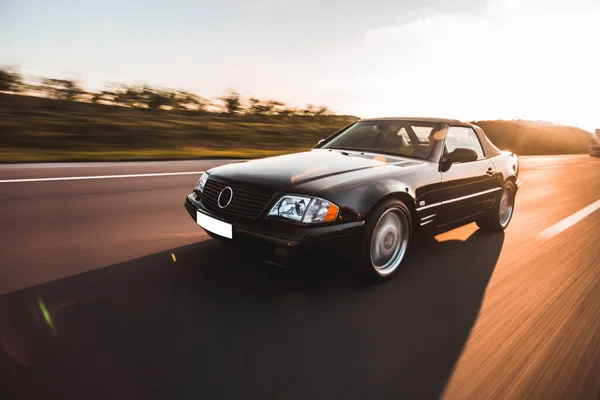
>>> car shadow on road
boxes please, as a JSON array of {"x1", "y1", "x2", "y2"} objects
[{"x1": 0, "y1": 228, "x2": 504, "y2": 400}]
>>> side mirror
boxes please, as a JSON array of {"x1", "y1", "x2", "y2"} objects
[{"x1": 442, "y1": 147, "x2": 478, "y2": 170}]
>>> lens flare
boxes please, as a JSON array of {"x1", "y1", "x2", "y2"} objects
[{"x1": 37, "y1": 296, "x2": 57, "y2": 336}]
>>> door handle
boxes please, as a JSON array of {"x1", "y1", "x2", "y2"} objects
[{"x1": 486, "y1": 168, "x2": 495, "y2": 176}]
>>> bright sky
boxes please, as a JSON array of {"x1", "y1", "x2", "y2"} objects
[{"x1": 1, "y1": 0, "x2": 599, "y2": 130}]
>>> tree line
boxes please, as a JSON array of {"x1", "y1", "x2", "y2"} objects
[{"x1": 0, "y1": 67, "x2": 333, "y2": 116}]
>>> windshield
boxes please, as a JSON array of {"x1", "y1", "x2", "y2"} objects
[{"x1": 320, "y1": 120, "x2": 444, "y2": 160}]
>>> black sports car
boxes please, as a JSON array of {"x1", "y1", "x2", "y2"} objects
[{"x1": 185, "y1": 117, "x2": 521, "y2": 281}]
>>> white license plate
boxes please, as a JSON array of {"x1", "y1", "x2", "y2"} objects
[{"x1": 196, "y1": 211, "x2": 233, "y2": 239}]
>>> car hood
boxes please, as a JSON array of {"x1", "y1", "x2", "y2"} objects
[{"x1": 207, "y1": 149, "x2": 422, "y2": 190}]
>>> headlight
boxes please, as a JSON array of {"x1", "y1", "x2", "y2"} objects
[
  {"x1": 269, "y1": 195, "x2": 339, "y2": 223},
  {"x1": 195, "y1": 172, "x2": 209, "y2": 192}
]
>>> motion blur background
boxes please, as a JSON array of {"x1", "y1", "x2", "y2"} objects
[
  {"x1": 2, "y1": 2, "x2": 600, "y2": 400},
  {"x1": 1, "y1": 0, "x2": 599, "y2": 161}
]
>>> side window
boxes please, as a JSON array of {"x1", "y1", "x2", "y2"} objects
[
  {"x1": 445, "y1": 127, "x2": 485, "y2": 159},
  {"x1": 411, "y1": 126, "x2": 433, "y2": 142}
]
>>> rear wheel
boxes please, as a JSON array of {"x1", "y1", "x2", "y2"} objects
[
  {"x1": 476, "y1": 181, "x2": 516, "y2": 231},
  {"x1": 357, "y1": 199, "x2": 412, "y2": 282}
]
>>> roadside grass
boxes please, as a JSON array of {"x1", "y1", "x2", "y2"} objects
[
  {"x1": 0, "y1": 147, "x2": 300, "y2": 163},
  {"x1": 0, "y1": 93, "x2": 356, "y2": 162},
  {"x1": 0, "y1": 93, "x2": 592, "y2": 162}
]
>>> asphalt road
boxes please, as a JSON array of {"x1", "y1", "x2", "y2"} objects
[{"x1": 1, "y1": 154, "x2": 599, "y2": 399}]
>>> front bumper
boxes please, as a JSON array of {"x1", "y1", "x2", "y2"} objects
[{"x1": 184, "y1": 193, "x2": 364, "y2": 263}]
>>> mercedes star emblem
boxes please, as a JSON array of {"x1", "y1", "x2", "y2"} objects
[{"x1": 217, "y1": 186, "x2": 233, "y2": 208}]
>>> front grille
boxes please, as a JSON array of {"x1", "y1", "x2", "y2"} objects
[{"x1": 200, "y1": 178, "x2": 273, "y2": 219}]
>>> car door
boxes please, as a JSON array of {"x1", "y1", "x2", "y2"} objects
[{"x1": 437, "y1": 126, "x2": 500, "y2": 226}]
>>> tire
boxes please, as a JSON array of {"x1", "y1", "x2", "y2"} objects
[
  {"x1": 357, "y1": 199, "x2": 413, "y2": 282},
  {"x1": 476, "y1": 181, "x2": 516, "y2": 232}
]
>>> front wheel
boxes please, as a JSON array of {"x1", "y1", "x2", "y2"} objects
[
  {"x1": 357, "y1": 199, "x2": 413, "y2": 282},
  {"x1": 476, "y1": 181, "x2": 516, "y2": 231}
]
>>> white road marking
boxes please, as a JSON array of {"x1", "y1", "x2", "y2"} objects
[
  {"x1": 0, "y1": 171, "x2": 205, "y2": 184},
  {"x1": 538, "y1": 199, "x2": 600, "y2": 239}
]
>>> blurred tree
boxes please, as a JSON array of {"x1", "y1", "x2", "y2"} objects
[
  {"x1": 0, "y1": 68, "x2": 23, "y2": 93},
  {"x1": 65, "y1": 81, "x2": 84, "y2": 101},
  {"x1": 248, "y1": 97, "x2": 271, "y2": 115},
  {"x1": 169, "y1": 91, "x2": 187, "y2": 111},
  {"x1": 41, "y1": 78, "x2": 85, "y2": 101},
  {"x1": 182, "y1": 92, "x2": 208, "y2": 112},
  {"x1": 91, "y1": 91, "x2": 118, "y2": 105},
  {"x1": 248, "y1": 99, "x2": 288, "y2": 116},
  {"x1": 204, "y1": 97, "x2": 223, "y2": 113},
  {"x1": 114, "y1": 85, "x2": 145, "y2": 107},
  {"x1": 315, "y1": 105, "x2": 331, "y2": 116},
  {"x1": 147, "y1": 89, "x2": 170, "y2": 110},
  {"x1": 302, "y1": 104, "x2": 317, "y2": 116},
  {"x1": 221, "y1": 90, "x2": 242, "y2": 115},
  {"x1": 249, "y1": 97, "x2": 261, "y2": 115},
  {"x1": 0, "y1": 67, "x2": 346, "y2": 122},
  {"x1": 262, "y1": 102, "x2": 275, "y2": 115},
  {"x1": 278, "y1": 108, "x2": 297, "y2": 116},
  {"x1": 266, "y1": 100, "x2": 285, "y2": 115},
  {"x1": 140, "y1": 85, "x2": 157, "y2": 108}
]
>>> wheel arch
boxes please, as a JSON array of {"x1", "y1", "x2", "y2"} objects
[
  {"x1": 505, "y1": 175, "x2": 520, "y2": 193},
  {"x1": 364, "y1": 191, "x2": 420, "y2": 235},
  {"x1": 490, "y1": 153, "x2": 520, "y2": 192}
]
